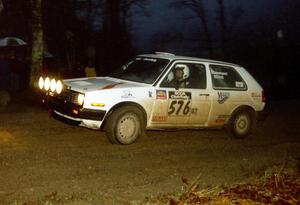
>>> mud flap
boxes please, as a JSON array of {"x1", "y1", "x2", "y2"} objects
[{"x1": 48, "y1": 109, "x2": 54, "y2": 118}]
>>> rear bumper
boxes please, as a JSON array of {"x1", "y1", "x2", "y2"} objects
[{"x1": 257, "y1": 103, "x2": 270, "y2": 121}]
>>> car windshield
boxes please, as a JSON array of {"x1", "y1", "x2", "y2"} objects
[{"x1": 109, "y1": 57, "x2": 170, "y2": 84}]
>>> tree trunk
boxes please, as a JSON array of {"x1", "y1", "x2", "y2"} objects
[
  {"x1": 199, "y1": 12, "x2": 213, "y2": 57},
  {"x1": 29, "y1": 0, "x2": 43, "y2": 88},
  {"x1": 0, "y1": 0, "x2": 4, "y2": 13},
  {"x1": 217, "y1": 0, "x2": 226, "y2": 58},
  {"x1": 171, "y1": 0, "x2": 214, "y2": 57},
  {"x1": 194, "y1": 0, "x2": 213, "y2": 57}
]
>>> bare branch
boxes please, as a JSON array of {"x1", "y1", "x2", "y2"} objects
[
  {"x1": 0, "y1": 0, "x2": 4, "y2": 13},
  {"x1": 169, "y1": 0, "x2": 213, "y2": 56}
]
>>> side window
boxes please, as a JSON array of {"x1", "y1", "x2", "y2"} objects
[
  {"x1": 210, "y1": 64, "x2": 247, "y2": 90},
  {"x1": 160, "y1": 63, "x2": 206, "y2": 89}
]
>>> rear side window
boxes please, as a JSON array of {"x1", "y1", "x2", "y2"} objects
[{"x1": 210, "y1": 64, "x2": 247, "y2": 90}]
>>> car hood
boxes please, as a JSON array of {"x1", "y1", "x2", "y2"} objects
[{"x1": 63, "y1": 77, "x2": 147, "y2": 93}]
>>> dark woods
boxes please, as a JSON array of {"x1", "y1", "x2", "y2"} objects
[{"x1": 0, "y1": 0, "x2": 299, "y2": 99}]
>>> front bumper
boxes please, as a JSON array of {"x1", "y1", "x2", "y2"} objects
[{"x1": 43, "y1": 91, "x2": 106, "y2": 122}]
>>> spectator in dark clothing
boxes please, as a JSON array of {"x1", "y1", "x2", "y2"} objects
[
  {"x1": 73, "y1": 61, "x2": 85, "y2": 78},
  {"x1": 0, "y1": 54, "x2": 10, "y2": 91},
  {"x1": 8, "y1": 53, "x2": 22, "y2": 93}
]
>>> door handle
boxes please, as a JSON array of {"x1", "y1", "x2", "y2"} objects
[{"x1": 199, "y1": 93, "x2": 210, "y2": 96}]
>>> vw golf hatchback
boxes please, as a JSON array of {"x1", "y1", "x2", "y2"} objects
[{"x1": 39, "y1": 52, "x2": 266, "y2": 144}]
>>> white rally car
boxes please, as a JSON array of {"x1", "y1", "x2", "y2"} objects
[{"x1": 39, "y1": 52, "x2": 266, "y2": 144}]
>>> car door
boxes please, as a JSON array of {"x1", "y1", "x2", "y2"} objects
[
  {"x1": 208, "y1": 64, "x2": 249, "y2": 125},
  {"x1": 150, "y1": 62, "x2": 211, "y2": 127},
  {"x1": 185, "y1": 63, "x2": 212, "y2": 125}
]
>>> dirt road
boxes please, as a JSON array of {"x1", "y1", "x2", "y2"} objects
[{"x1": 0, "y1": 101, "x2": 299, "y2": 204}]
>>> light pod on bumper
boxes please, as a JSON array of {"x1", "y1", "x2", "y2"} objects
[
  {"x1": 38, "y1": 77, "x2": 44, "y2": 90},
  {"x1": 56, "y1": 80, "x2": 63, "y2": 94},
  {"x1": 44, "y1": 77, "x2": 50, "y2": 91},
  {"x1": 50, "y1": 78, "x2": 56, "y2": 92}
]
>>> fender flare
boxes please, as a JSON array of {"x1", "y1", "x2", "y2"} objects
[{"x1": 101, "y1": 101, "x2": 148, "y2": 129}]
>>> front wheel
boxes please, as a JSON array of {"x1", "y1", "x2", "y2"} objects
[
  {"x1": 226, "y1": 109, "x2": 255, "y2": 139},
  {"x1": 105, "y1": 106, "x2": 145, "y2": 145}
]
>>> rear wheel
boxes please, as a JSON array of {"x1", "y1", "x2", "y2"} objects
[
  {"x1": 226, "y1": 109, "x2": 255, "y2": 139},
  {"x1": 105, "y1": 106, "x2": 145, "y2": 145}
]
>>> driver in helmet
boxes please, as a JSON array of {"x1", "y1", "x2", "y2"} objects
[{"x1": 169, "y1": 64, "x2": 190, "y2": 88}]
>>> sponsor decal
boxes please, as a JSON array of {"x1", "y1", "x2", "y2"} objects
[
  {"x1": 215, "y1": 115, "x2": 229, "y2": 124},
  {"x1": 191, "y1": 108, "x2": 198, "y2": 115},
  {"x1": 121, "y1": 90, "x2": 133, "y2": 98},
  {"x1": 152, "y1": 115, "x2": 167, "y2": 122},
  {"x1": 215, "y1": 118, "x2": 226, "y2": 124},
  {"x1": 218, "y1": 114, "x2": 230, "y2": 118},
  {"x1": 156, "y1": 90, "x2": 167, "y2": 100},
  {"x1": 213, "y1": 74, "x2": 224, "y2": 79},
  {"x1": 148, "y1": 91, "x2": 153, "y2": 98},
  {"x1": 91, "y1": 102, "x2": 105, "y2": 107},
  {"x1": 101, "y1": 83, "x2": 124, "y2": 90},
  {"x1": 217, "y1": 92, "x2": 230, "y2": 104},
  {"x1": 251, "y1": 92, "x2": 262, "y2": 98},
  {"x1": 211, "y1": 69, "x2": 228, "y2": 76},
  {"x1": 168, "y1": 91, "x2": 192, "y2": 116},
  {"x1": 143, "y1": 58, "x2": 157, "y2": 62},
  {"x1": 235, "y1": 81, "x2": 244, "y2": 88},
  {"x1": 169, "y1": 91, "x2": 191, "y2": 100},
  {"x1": 251, "y1": 92, "x2": 263, "y2": 102},
  {"x1": 168, "y1": 100, "x2": 191, "y2": 116}
]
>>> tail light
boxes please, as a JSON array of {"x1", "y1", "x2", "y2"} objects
[{"x1": 262, "y1": 91, "x2": 267, "y2": 103}]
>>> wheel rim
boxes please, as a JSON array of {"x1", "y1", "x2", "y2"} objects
[
  {"x1": 116, "y1": 113, "x2": 139, "y2": 143},
  {"x1": 234, "y1": 113, "x2": 250, "y2": 135}
]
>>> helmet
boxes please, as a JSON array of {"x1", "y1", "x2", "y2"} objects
[{"x1": 175, "y1": 64, "x2": 190, "y2": 80}]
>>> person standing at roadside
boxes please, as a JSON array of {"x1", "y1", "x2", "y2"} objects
[
  {"x1": 9, "y1": 51, "x2": 22, "y2": 93},
  {"x1": 0, "y1": 53, "x2": 10, "y2": 90},
  {"x1": 84, "y1": 61, "x2": 96, "y2": 77}
]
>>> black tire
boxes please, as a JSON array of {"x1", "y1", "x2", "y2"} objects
[
  {"x1": 105, "y1": 106, "x2": 145, "y2": 145},
  {"x1": 226, "y1": 109, "x2": 255, "y2": 139}
]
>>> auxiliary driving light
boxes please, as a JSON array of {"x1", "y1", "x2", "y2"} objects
[
  {"x1": 77, "y1": 94, "x2": 85, "y2": 106},
  {"x1": 50, "y1": 78, "x2": 56, "y2": 92},
  {"x1": 44, "y1": 77, "x2": 50, "y2": 91},
  {"x1": 56, "y1": 80, "x2": 63, "y2": 94},
  {"x1": 38, "y1": 76, "x2": 44, "y2": 90}
]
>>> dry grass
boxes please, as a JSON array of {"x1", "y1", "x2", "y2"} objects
[{"x1": 137, "y1": 157, "x2": 300, "y2": 205}]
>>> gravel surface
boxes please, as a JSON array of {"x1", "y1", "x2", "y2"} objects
[{"x1": 0, "y1": 101, "x2": 299, "y2": 204}]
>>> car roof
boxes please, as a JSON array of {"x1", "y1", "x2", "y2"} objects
[{"x1": 138, "y1": 52, "x2": 240, "y2": 67}]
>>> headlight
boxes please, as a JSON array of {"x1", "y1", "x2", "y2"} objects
[
  {"x1": 38, "y1": 77, "x2": 44, "y2": 90},
  {"x1": 50, "y1": 79, "x2": 56, "y2": 92},
  {"x1": 77, "y1": 94, "x2": 85, "y2": 105},
  {"x1": 56, "y1": 80, "x2": 63, "y2": 94},
  {"x1": 44, "y1": 77, "x2": 50, "y2": 91}
]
